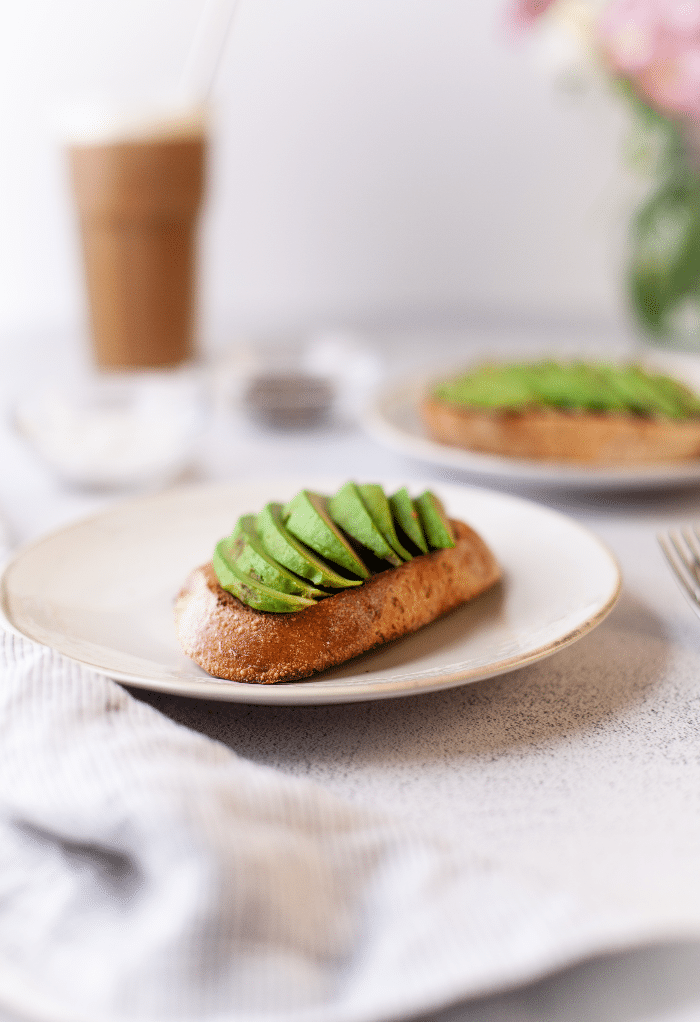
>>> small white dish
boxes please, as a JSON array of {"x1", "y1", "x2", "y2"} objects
[
  {"x1": 14, "y1": 371, "x2": 206, "y2": 491},
  {"x1": 0, "y1": 478, "x2": 620, "y2": 705},
  {"x1": 364, "y1": 373, "x2": 700, "y2": 491}
]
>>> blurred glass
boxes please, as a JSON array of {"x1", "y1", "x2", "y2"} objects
[{"x1": 65, "y1": 102, "x2": 207, "y2": 369}]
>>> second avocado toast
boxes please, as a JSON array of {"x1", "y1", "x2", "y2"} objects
[{"x1": 421, "y1": 360, "x2": 700, "y2": 465}]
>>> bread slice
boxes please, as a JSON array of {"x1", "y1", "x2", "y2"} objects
[
  {"x1": 421, "y1": 396, "x2": 700, "y2": 465},
  {"x1": 175, "y1": 519, "x2": 500, "y2": 684}
]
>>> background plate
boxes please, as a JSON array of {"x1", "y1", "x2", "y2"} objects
[
  {"x1": 0, "y1": 479, "x2": 621, "y2": 705},
  {"x1": 363, "y1": 375, "x2": 700, "y2": 491}
]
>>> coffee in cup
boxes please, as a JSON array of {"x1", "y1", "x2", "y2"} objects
[{"x1": 67, "y1": 104, "x2": 207, "y2": 370}]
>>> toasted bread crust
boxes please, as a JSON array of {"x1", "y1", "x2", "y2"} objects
[
  {"x1": 420, "y1": 397, "x2": 700, "y2": 465},
  {"x1": 175, "y1": 519, "x2": 500, "y2": 684}
]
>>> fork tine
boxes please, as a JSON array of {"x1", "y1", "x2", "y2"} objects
[
  {"x1": 680, "y1": 528, "x2": 700, "y2": 584},
  {"x1": 661, "y1": 530, "x2": 700, "y2": 594},
  {"x1": 659, "y1": 529, "x2": 700, "y2": 621}
]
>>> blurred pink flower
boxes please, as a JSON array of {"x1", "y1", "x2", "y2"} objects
[
  {"x1": 666, "y1": 1, "x2": 700, "y2": 34},
  {"x1": 512, "y1": 0, "x2": 558, "y2": 29},
  {"x1": 640, "y1": 41, "x2": 700, "y2": 113},
  {"x1": 598, "y1": 0, "x2": 700, "y2": 115},
  {"x1": 598, "y1": 0, "x2": 661, "y2": 73}
]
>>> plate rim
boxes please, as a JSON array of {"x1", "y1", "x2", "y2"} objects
[
  {"x1": 0, "y1": 478, "x2": 622, "y2": 705},
  {"x1": 362, "y1": 372, "x2": 700, "y2": 490}
]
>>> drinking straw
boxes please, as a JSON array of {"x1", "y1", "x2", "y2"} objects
[{"x1": 178, "y1": 0, "x2": 242, "y2": 100}]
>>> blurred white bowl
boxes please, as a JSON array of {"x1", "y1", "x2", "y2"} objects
[{"x1": 14, "y1": 371, "x2": 207, "y2": 491}]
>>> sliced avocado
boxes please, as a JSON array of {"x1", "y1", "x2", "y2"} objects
[
  {"x1": 531, "y1": 362, "x2": 626, "y2": 411},
  {"x1": 650, "y1": 373, "x2": 700, "y2": 417},
  {"x1": 328, "y1": 482, "x2": 401, "y2": 566},
  {"x1": 433, "y1": 359, "x2": 700, "y2": 418},
  {"x1": 213, "y1": 542, "x2": 316, "y2": 613},
  {"x1": 256, "y1": 503, "x2": 362, "y2": 589},
  {"x1": 221, "y1": 516, "x2": 326, "y2": 598},
  {"x1": 389, "y1": 487, "x2": 428, "y2": 554},
  {"x1": 283, "y1": 491, "x2": 370, "y2": 579},
  {"x1": 434, "y1": 363, "x2": 535, "y2": 410},
  {"x1": 414, "y1": 490, "x2": 456, "y2": 549},
  {"x1": 601, "y1": 364, "x2": 680, "y2": 418},
  {"x1": 358, "y1": 483, "x2": 413, "y2": 561},
  {"x1": 611, "y1": 364, "x2": 700, "y2": 419}
]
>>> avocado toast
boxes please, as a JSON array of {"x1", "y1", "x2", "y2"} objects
[
  {"x1": 175, "y1": 482, "x2": 500, "y2": 684},
  {"x1": 420, "y1": 360, "x2": 700, "y2": 465}
]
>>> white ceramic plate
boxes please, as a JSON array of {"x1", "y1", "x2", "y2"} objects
[
  {"x1": 0, "y1": 479, "x2": 621, "y2": 705},
  {"x1": 364, "y1": 374, "x2": 700, "y2": 490}
]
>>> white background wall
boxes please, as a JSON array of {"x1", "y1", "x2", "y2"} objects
[{"x1": 0, "y1": 0, "x2": 642, "y2": 354}]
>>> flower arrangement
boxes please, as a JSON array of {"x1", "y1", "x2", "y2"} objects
[{"x1": 516, "y1": 0, "x2": 700, "y2": 348}]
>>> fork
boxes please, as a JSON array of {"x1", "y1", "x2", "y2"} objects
[{"x1": 658, "y1": 526, "x2": 700, "y2": 621}]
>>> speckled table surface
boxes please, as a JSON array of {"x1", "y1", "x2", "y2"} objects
[{"x1": 4, "y1": 329, "x2": 700, "y2": 1021}]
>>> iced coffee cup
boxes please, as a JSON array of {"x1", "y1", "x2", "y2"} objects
[{"x1": 66, "y1": 104, "x2": 207, "y2": 370}]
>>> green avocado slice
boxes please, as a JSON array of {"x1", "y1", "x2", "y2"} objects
[
  {"x1": 388, "y1": 487, "x2": 428, "y2": 554},
  {"x1": 283, "y1": 491, "x2": 370, "y2": 579},
  {"x1": 213, "y1": 542, "x2": 316, "y2": 612},
  {"x1": 601, "y1": 364, "x2": 691, "y2": 418},
  {"x1": 432, "y1": 359, "x2": 700, "y2": 418},
  {"x1": 256, "y1": 503, "x2": 362, "y2": 588},
  {"x1": 414, "y1": 490, "x2": 456, "y2": 549},
  {"x1": 433, "y1": 364, "x2": 535, "y2": 410},
  {"x1": 328, "y1": 482, "x2": 401, "y2": 566},
  {"x1": 220, "y1": 516, "x2": 326, "y2": 598},
  {"x1": 650, "y1": 373, "x2": 700, "y2": 417},
  {"x1": 531, "y1": 362, "x2": 626, "y2": 411},
  {"x1": 358, "y1": 483, "x2": 413, "y2": 561}
]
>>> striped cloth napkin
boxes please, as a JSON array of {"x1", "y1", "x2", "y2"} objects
[{"x1": 0, "y1": 629, "x2": 641, "y2": 1022}]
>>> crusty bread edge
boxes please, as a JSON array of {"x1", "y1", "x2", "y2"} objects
[
  {"x1": 175, "y1": 519, "x2": 501, "y2": 684},
  {"x1": 420, "y1": 396, "x2": 700, "y2": 465}
]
